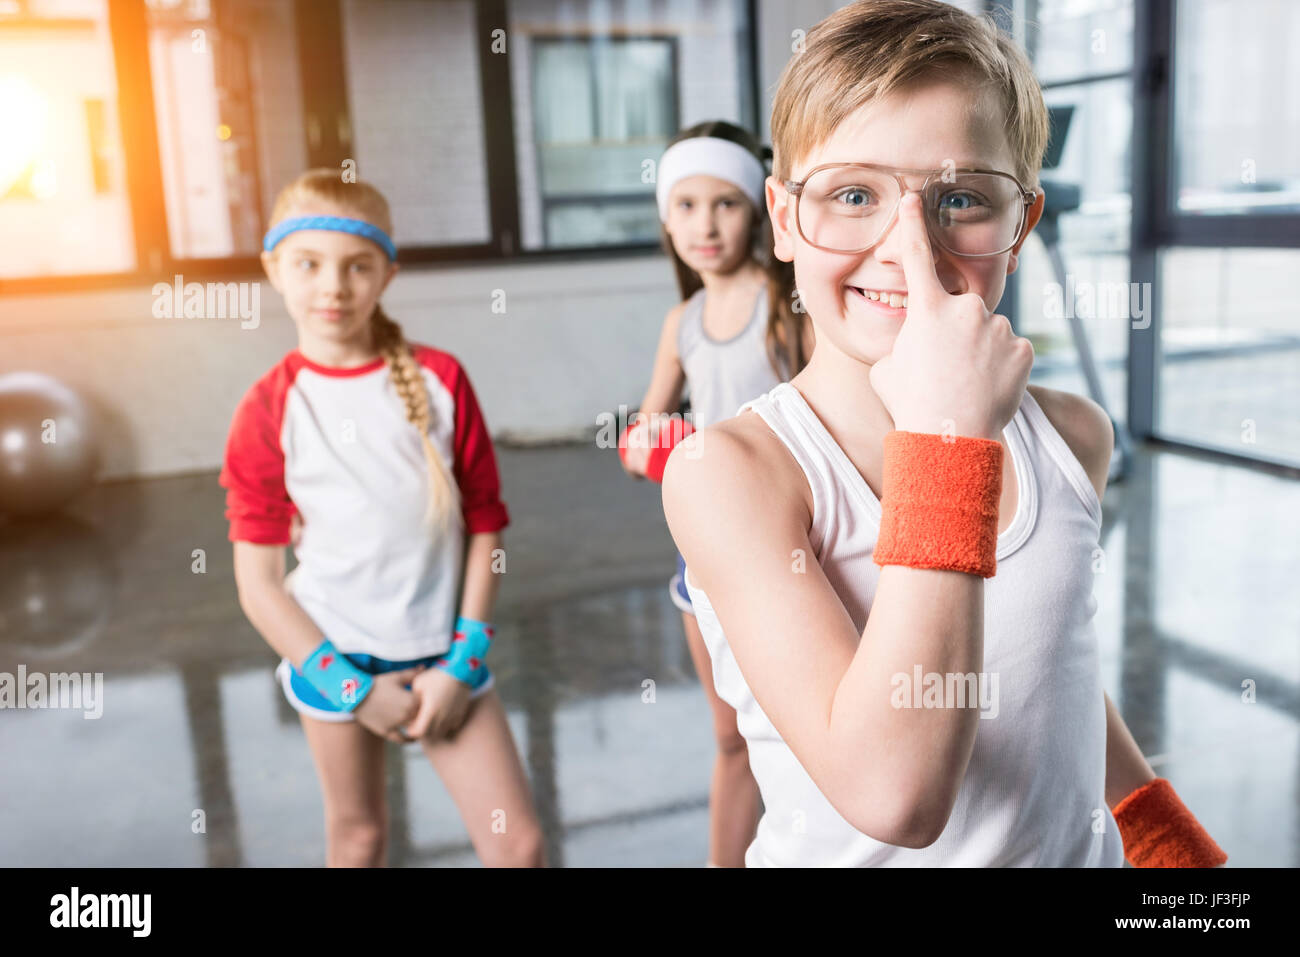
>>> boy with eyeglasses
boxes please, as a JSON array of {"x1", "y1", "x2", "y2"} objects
[{"x1": 663, "y1": 0, "x2": 1226, "y2": 867}]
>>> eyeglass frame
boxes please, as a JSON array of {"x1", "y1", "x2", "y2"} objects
[{"x1": 781, "y1": 162, "x2": 1040, "y2": 258}]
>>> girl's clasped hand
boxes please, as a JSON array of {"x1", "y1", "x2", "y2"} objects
[
  {"x1": 404, "y1": 666, "x2": 473, "y2": 740},
  {"x1": 350, "y1": 664, "x2": 472, "y2": 744}
]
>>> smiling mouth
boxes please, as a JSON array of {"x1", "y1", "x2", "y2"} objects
[{"x1": 848, "y1": 287, "x2": 909, "y2": 309}]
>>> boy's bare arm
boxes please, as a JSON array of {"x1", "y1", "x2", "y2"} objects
[
  {"x1": 663, "y1": 423, "x2": 985, "y2": 847},
  {"x1": 1103, "y1": 692, "x2": 1157, "y2": 808}
]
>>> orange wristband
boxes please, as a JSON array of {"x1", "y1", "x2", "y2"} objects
[
  {"x1": 873, "y1": 431, "x2": 1004, "y2": 578},
  {"x1": 1113, "y1": 778, "x2": 1227, "y2": 868}
]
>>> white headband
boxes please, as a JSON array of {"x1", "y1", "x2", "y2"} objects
[{"x1": 655, "y1": 136, "x2": 768, "y2": 223}]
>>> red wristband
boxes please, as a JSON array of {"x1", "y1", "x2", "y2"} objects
[
  {"x1": 617, "y1": 422, "x2": 634, "y2": 466},
  {"x1": 872, "y1": 431, "x2": 1004, "y2": 578},
  {"x1": 617, "y1": 419, "x2": 649, "y2": 468},
  {"x1": 1113, "y1": 778, "x2": 1227, "y2": 868},
  {"x1": 620, "y1": 416, "x2": 695, "y2": 483},
  {"x1": 645, "y1": 418, "x2": 695, "y2": 483}
]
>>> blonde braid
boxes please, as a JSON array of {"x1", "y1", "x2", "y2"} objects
[{"x1": 371, "y1": 307, "x2": 461, "y2": 533}]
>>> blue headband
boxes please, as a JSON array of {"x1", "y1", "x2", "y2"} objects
[{"x1": 262, "y1": 215, "x2": 398, "y2": 261}]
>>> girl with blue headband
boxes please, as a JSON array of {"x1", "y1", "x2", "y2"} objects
[
  {"x1": 220, "y1": 169, "x2": 543, "y2": 866},
  {"x1": 618, "y1": 121, "x2": 814, "y2": 867}
]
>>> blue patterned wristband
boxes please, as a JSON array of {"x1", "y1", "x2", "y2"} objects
[
  {"x1": 435, "y1": 616, "x2": 494, "y2": 689},
  {"x1": 301, "y1": 639, "x2": 375, "y2": 711}
]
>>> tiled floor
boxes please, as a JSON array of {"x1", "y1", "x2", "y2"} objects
[{"x1": 1, "y1": 435, "x2": 1296, "y2": 867}]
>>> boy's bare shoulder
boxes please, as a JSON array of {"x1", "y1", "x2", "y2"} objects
[
  {"x1": 662, "y1": 408, "x2": 813, "y2": 528},
  {"x1": 1026, "y1": 384, "x2": 1114, "y2": 501}
]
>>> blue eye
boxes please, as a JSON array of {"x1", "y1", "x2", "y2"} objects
[
  {"x1": 296, "y1": 258, "x2": 316, "y2": 270},
  {"x1": 939, "y1": 191, "x2": 986, "y2": 210},
  {"x1": 349, "y1": 262, "x2": 370, "y2": 273},
  {"x1": 834, "y1": 187, "x2": 874, "y2": 208}
]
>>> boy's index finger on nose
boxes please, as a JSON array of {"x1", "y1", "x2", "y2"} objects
[{"x1": 898, "y1": 192, "x2": 943, "y2": 306}]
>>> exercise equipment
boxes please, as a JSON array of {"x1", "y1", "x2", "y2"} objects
[{"x1": 0, "y1": 372, "x2": 99, "y2": 518}]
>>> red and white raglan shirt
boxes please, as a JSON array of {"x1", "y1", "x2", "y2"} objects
[{"x1": 219, "y1": 345, "x2": 509, "y2": 661}]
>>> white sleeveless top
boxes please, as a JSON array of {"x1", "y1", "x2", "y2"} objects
[
  {"x1": 677, "y1": 284, "x2": 786, "y2": 429},
  {"x1": 683, "y1": 382, "x2": 1125, "y2": 867}
]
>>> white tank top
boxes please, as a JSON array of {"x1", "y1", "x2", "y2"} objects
[
  {"x1": 683, "y1": 381, "x2": 1125, "y2": 867},
  {"x1": 677, "y1": 284, "x2": 786, "y2": 429}
]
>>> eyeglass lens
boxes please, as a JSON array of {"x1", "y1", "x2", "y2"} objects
[{"x1": 797, "y1": 166, "x2": 1024, "y2": 255}]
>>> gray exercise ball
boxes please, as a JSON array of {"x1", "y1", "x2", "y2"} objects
[{"x1": 0, "y1": 372, "x2": 100, "y2": 518}]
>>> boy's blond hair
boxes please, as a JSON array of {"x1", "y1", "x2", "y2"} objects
[{"x1": 771, "y1": 0, "x2": 1050, "y2": 189}]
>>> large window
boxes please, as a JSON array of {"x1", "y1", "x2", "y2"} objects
[
  {"x1": 507, "y1": 0, "x2": 755, "y2": 251},
  {"x1": 1170, "y1": 0, "x2": 1300, "y2": 217},
  {"x1": 1157, "y1": 247, "x2": 1300, "y2": 464},
  {"x1": 530, "y1": 37, "x2": 677, "y2": 247},
  {"x1": 1151, "y1": 0, "x2": 1300, "y2": 465},
  {"x1": 1026, "y1": 0, "x2": 1133, "y2": 85},
  {"x1": 1135, "y1": 0, "x2": 1300, "y2": 469},
  {"x1": 0, "y1": 0, "x2": 136, "y2": 278},
  {"x1": 1011, "y1": 0, "x2": 1300, "y2": 469},
  {"x1": 1013, "y1": 0, "x2": 1134, "y2": 428},
  {"x1": 146, "y1": 0, "x2": 306, "y2": 259},
  {"x1": 0, "y1": 0, "x2": 759, "y2": 288}
]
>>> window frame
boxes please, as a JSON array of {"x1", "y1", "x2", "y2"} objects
[
  {"x1": 0, "y1": 0, "x2": 760, "y2": 294},
  {"x1": 1128, "y1": 0, "x2": 1300, "y2": 471},
  {"x1": 529, "y1": 33, "x2": 681, "y2": 249},
  {"x1": 1151, "y1": 0, "x2": 1300, "y2": 248}
]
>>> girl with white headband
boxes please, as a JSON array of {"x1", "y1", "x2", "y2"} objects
[
  {"x1": 619, "y1": 121, "x2": 814, "y2": 867},
  {"x1": 220, "y1": 169, "x2": 543, "y2": 867}
]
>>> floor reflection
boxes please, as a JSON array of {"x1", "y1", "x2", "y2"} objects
[{"x1": 0, "y1": 441, "x2": 1296, "y2": 866}]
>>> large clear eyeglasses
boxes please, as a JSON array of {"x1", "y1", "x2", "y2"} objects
[{"x1": 783, "y1": 163, "x2": 1038, "y2": 258}]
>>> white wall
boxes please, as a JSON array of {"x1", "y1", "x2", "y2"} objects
[{"x1": 0, "y1": 256, "x2": 676, "y2": 480}]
